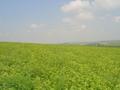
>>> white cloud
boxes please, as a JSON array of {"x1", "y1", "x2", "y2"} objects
[
  {"x1": 62, "y1": 17, "x2": 72, "y2": 23},
  {"x1": 61, "y1": 0, "x2": 95, "y2": 23},
  {"x1": 96, "y1": 0, "x2": 120, "y2": 9},
  {"x1": 28, "y1": 23, "x2": 47, "y2": 32},
  {"x1": 30, "y1": 24, "x2": 46, "y2": 29},
  {"x1": 62, "y1": 14, "x2": 94, "y2": 25},
  {"x1": 113, "y1": 16, "x2": 120, "y2": 23},
  {"x1": 76, "y1": 11, "x2": 95, "y2": 20},
  {"x1": 30, "y1": 24, "x2": 38, "y2": 29},
  {"x1": 81, "y1": 24, "x2": 87, "y2": 29},
  {"x1": 61, "y1": 0, "x2": 91, "y2": 13},
  {"x1": 61, "y1": 0, "x2": 120, "y2": 21}
]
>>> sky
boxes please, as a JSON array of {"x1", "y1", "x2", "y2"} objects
[{"x1": 0, "y1": 0, "x2": 120, "y2": 43}]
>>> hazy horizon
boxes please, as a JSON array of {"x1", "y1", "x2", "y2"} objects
[{"x1": 0, "y1": 0, "x2": 120, "y2": 43}]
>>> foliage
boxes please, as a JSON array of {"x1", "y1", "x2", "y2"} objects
[{"x1": 0, "y1": 42, "x2": 120, "y2": 90}]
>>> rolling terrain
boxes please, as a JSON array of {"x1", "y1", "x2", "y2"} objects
[
  {"x1": 64, "y1": 40, "x2": 120, "y2": 47},
  {"x1": 0, "y1": 42, "x2": 120, "y2": 90}
]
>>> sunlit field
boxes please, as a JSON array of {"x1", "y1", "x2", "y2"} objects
[{"x1": 0, "y1": 42, "x2": 120, "y2": 90}]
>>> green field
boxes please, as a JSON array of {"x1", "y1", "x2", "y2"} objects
[{"x1": 0, "y1": 42, "x2": 120, "y2": 90}]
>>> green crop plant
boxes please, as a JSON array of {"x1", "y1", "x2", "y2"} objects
[{"x1": 0, "y1": 42, "x2": 120, "y2": 90}]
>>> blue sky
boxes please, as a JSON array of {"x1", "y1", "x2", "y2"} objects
[{"x1": 0, "y1": 0, "x2": 120, "y2": 43}]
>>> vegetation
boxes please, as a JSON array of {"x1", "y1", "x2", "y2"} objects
[{"x1": 0, "y1": 42, "x2": 120, "y2": 90}]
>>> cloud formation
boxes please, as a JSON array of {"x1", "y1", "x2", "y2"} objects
[
  {"x1": 61, "y1": 0, "x2": 91, "y2": 13},
  {"x1": 81, "y1": 24, "x2": 87, "y2": 29},
  {"x1": 61, "y1": 0, "x2": 95, "y2": 23},
  {"x1": 61, "y1": 0, "x2": 120, "y2": 29},
  {"x1": 96, "y1": 0, "x2": 120, "y2": 9},
  {"x1": 113, "y1": 16, "x2": 120, "y2": 23},
  {"x1": 61, "y1": 0, "x2": 120, "y2": 12},
  {"x1": 76, "y1": 12, "x2": 95, "y2": 20},
  {"x1": 30, "y1": 24, "x2": 46, "y2": 29},
  {"x1": 62, "y1": 17, "x2": 72, "y2": 23}
]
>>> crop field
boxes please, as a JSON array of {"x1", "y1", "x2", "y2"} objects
[{"x1": 0, "y1": 42, "x2": 120, "y2": 90}]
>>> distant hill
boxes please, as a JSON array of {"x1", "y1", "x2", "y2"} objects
[
  {"x1": 63, "y1": 40, "x2": 120, "y2": 47},
  {"x1": 86, "y1": 40, "x2": 120, "y2": 47}
]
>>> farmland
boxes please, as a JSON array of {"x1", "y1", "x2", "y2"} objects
[{"x1": 0, "y1": 42, "x2": 120, "y2": 90}]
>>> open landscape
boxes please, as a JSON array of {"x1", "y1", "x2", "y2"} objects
[
  {"x1": 0, "y1": 42, "x2": 120, "y2": 90},
  {"x1": 0, "y1": 0, "x2": 120, "y2": 90}
]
